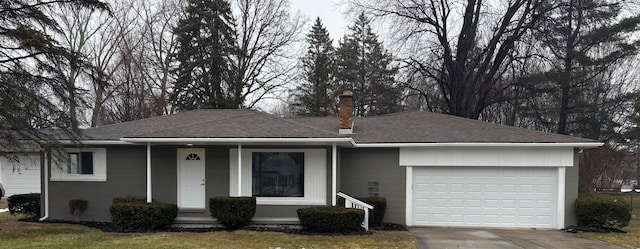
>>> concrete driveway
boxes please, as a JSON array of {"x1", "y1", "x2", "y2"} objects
[{"x1": 409, "y1": 227, "x2": 624, "y2": 249}]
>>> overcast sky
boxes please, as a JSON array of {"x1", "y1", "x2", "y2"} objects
[{"x1": 290, "y1": 0, "x2": 349, "y2": 41}]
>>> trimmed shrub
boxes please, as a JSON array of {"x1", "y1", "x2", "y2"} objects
[
  {"x1": 358, "y1": 197, "x2": 387, "y2": 226},
  {"x1": 8, "y1": 193, "x2": 41, "y2": 218},
  {"x1": 576, "y1": 194, "x2": 631, "y2": 229},
  {"x1": 209, "y1": 196, "x2": 256, "y2": 229},
  {"x1": 69, "y1": 199, "x2": 88, "y2": 221},
  {"x1": 109, "y1": 202, "x2": 178, "y2": 230},
  {"x1": 297, "y1": 206, "x2": 364, "y2": 232},
  {"x1": 112, "y1": 196, "x2": 147, "y2": 204}
]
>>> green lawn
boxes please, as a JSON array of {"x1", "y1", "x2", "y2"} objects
[
  {"x1": 581, "y1": 218, "x2": 640, "y2": 249},
  {"x1": 0, "y1": 214, "x2": 416, "y2": 249}
]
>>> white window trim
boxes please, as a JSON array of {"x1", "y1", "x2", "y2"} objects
[
  {"x1": 50, "y1": 148, "x2": 107, "y2": 182},
  {"x1": 230, "y1": 148, "x2": 327, "y2": 205}
]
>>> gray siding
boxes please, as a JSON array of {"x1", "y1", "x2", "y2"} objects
[
  {"x1": 339, "y1": 148, "x2": 405, "y2": 224},
  {"x1": 151, "y1": 146, "x2": 177, "y2": 204},
  {"x1": 44, "y1": 145, "x2": 340, "y2": 224},
  {"x1": 564, "y1": 149, "x2": 580, "y2": 227},
  {"x1": 48, "y1": 146, "x2": 147, "y2": 221}
]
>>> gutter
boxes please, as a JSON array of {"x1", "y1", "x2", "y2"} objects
[
  {"x1": 120, "y1": 137, "x2": 356, "y2": 146},
  {"x1": 56, "y1": 140, "x2": 134, "y2": 145},
  {"x1": 354, "y1": 142, "x2": 604, "y2": 148},
  {"x1": 39, "y1": 150, "x2": 49, "y2": 222}
]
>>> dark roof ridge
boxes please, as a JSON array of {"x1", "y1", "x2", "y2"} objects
[{"x1": 356, "y1": 110, "x2": 423, "y2": 119}]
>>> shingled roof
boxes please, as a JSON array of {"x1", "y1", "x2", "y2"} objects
[
  {"x1": 79, "y1": 109, "x2": 595, "y2": 144},
  {"x1": 292, "y1": 111, "x2": 594, "y2": 143},
  {"x1": 82, "y1": 109, "x2": 336, "y2": 140}
]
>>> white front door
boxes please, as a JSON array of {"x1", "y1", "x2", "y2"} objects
[{"x1": 177, "y1": 148, "x2": 205, "y2": 209}]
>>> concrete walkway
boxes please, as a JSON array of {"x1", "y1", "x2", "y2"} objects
[{"x1": 409, "y1": 227, "x2": 625, "y2": 249}]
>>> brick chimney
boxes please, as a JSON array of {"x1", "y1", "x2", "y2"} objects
[{"x1": 339, "y1": 90, "x2": 354, "y2": 134}]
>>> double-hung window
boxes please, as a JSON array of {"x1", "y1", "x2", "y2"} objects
[
  {"x1": 68, "y1": 152, "x2": 94, "y2": 175},
  {"x1": 51, "y1": 148, "x2": 106, "y2": 182}
]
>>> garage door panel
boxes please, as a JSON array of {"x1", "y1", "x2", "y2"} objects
[
  {"x1": 412, "y1": 167, "x2": 557, "y2": 228},
  {"x1": 1, "y1": 155, "x2": 41, "y2": 196}
]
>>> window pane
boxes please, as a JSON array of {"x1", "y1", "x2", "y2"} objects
[
  {"x1": 81, "y1": 152, "x2": 94, "y2": 174},
  {"x1": 68, "y1": 153, "x2": 79, "y2": 174},
  {"x1": 252, "y1": 152, "x2": 304, "y2": 197},
  {"x1": 68, "y1": 152, "x2": 94, "y2": 175}
]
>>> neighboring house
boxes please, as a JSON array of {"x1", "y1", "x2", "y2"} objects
[
  {"x1": 39, "y1": 92, "x2": 601, "y2": 229},
  {"x1": 0, "y1": 150, "x2": 41, "y2": 197}
]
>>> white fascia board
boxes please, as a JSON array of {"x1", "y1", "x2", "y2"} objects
[
  {"x1": 120, "y1": 137, "x2": 356, "y2": 146},
  {"x1": 57, "y1": 140, "x2": 134, "y2": 145},
  {"x1": 354, "y1": 142, "x2": 603, "y2": 148}
]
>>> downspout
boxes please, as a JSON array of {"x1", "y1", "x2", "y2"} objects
[
  {"x1": 237, "y1": 144, "x2": 242, "y2": 196},
  {"x1": 146, "y1": 143, "x2": 152, "y2": 203},
  {"x1": 332, "y1": 143, "x2": 337, "y2": 206},
  {"x1": 39, "y1": 150, "x2": 49, "y2": 221}
]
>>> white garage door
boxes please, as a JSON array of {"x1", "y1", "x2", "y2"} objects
[
  {"x1": 412, "y1": 167, "x2": 557, "y2": 228},
  {"x1": 0, "y1": 155, "x2": 41, "y2": 196}
]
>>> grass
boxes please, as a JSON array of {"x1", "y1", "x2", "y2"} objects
[
  {"x1": 0, "y1": 218, "x2": 416, "y2": 249},
  {"x1": 581, "y1": 218, "x2": 640, "y2": 249}
]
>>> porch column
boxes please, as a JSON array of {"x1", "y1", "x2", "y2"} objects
[
  {"x1": 146, "y1": 143, "x2": 152, "y2": 203},
  {"x1": 237, "y1": 144, "x2": 242, "y2": 196},
  {"x1": 332, "y1": 143, "x2": 337, "y2": 206}
]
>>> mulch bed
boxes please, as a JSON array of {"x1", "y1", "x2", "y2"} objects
[
  {"x1": 564, "y1": 226, "x2": 627, "y2": 234},
  {"x1": 26, "y1": 218, "x2": 406, "y2": 235}
]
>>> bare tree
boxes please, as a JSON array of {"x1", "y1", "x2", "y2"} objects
[
  {"x1": 86, "y1": 0, "x2": 141, "y2": 127},
  {"x1": 46, "y1": 3, "x2": 108, "y2": 128},
  {"x1": 138, "y1": 0, "x2": 184, "y2": 116},
  {"x1": 51, "y1": 0, "x2": 149, "y2": 127},
  {"x1": 231, "y1": 0, "x2": 305, "y2": 108},
  {"x1": 348, "y1": 0, "x2": 547, "y2": 119},
  {"x1": 579, "y1": 145, "x2": 630, "y2": 192},
  {"x1": 94, "y1": 0, "x2": 183, "y2": 124}
]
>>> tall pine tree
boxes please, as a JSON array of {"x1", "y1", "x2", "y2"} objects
[
  {"x1": 335, "y1": 13, "x2": 401, "y2": 116},
  {"x1": 523, "y1": 0, "x2": 640, "y2": 138},
  {"x1": 172, "y1": 0, "x2": 237, "y2": 110},
  {"x1": 291, "y1": 17, "x2": 335, "y2": 116}
]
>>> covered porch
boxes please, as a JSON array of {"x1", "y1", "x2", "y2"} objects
[{"x1": 124, "y1": 138, "x2": 353, "y2": 225}]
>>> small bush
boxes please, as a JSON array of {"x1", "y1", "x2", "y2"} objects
[
  {"x1": 69, "y1": 199, "x2": 88, "y2": 221},
  {"x1": 109, "y1": 202, "x2": 178, "y2": 230},
  {"x1": 297, "y1": 206, "x2": 364, "y2": 232},
  {"x1": 358, "y1": 197, "x2": 387, "y2": 226},
  {"x1": 209, "y1": 196, "x2": 256, "y2": 229},
  {"x1": 576, "y1": 194, "x2": 631, "y2": 229},
  {"x1": 8, "y1": 193, "x2": 41, "y2": 218},
  {"x1": 112, "y1": 196, "x2": 147, "y2": 204}
]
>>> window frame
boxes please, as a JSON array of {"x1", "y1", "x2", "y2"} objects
[
  {"x1": 251, "y1": 152, "x2": 305, "y2": 197},
  {"x1": 230, "y1": 148, "x2": 327, "y2": 205},
  {"x1": 51, "y1": 148, "x2": 107, "y2": 182},
  {"x1": 67, "y1": 151, "x2": 94, "y2": 175}
]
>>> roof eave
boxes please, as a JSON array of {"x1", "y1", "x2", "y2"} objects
[
  {"x1": 354, "y1": 142, "x2": 604, "y2": 148},
  {"x1": 52, "y1": 140, "x2": 134, "y2": 145},
  {"x1": 119, "y1": 137, "x2": 356, "y2": 147}
]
